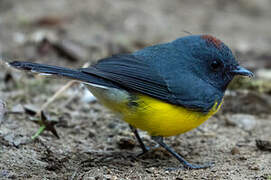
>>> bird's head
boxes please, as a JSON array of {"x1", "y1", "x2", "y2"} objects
[{"x1": 172, "y1": 34, "x2": 253, "y2": 91}]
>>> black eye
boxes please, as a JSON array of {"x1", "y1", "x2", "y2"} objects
[{"x1": 211, "y1": 59, "x2": 221, "y2": 70}]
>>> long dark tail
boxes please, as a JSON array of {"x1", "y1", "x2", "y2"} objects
[{"x1": 8, "y1": 61, "x2": 117, "y2": 88}]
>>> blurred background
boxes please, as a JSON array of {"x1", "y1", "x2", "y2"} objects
[{"x1": 0, "y1": 0, "x2": 271, "y2": 179}]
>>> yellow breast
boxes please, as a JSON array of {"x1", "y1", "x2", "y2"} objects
[
  {"x1": 88, "y1": 86, "x2": 222, "y2": 137},
  {"x1": 121, "y1": 94, "x2": 222, "y2": 137}
]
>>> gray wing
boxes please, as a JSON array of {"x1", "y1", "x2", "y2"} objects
[{"x1": 80, "y1": 54, "x2": 220, "y2": 112}]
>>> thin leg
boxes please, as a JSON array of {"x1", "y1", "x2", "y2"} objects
[
  {"x1": 152, "y1": 136, "x2": 213, "y2": 170},
  {"x1": 129, "y1": 125, "x2": 149, "y2": 156}
]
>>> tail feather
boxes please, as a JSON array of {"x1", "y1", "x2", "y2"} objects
[{"x1": 8, "y1": 61, "x2": 118, "y2": 88}]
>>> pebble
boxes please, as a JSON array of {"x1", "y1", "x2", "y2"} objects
[
  {"x1": 231, "y1": 147, "x2": 240, "y2": 155},
  {"x1": 117, "y1": 137, "x2": 136, "y2": 149},
  {"x1": 248, "y1": 164, "x2": 260, "y2": 171},
  {"x1": 256, "y1": 139, "x2": 271, "y2": 151},
  {"x1": 226, "y1": 114, "x2": 256, "y2": 131},
  {"x1": 239, "y1": 156, "x2": 248, "y2": 161},
  {"x1": 88, "y1": 130, "x2": 96, "y2": 138}
]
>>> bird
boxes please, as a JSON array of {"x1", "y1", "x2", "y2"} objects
[{"x1": 8, "y1": 34, "x2": 253, "y2": 169}]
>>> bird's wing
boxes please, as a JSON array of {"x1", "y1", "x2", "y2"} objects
[
  {"x1": 79, "y1": 55, "x2": 174, "y2": 101},
  {"x1": 80, "y1": 54, "x2": 217, "y2": 112}
]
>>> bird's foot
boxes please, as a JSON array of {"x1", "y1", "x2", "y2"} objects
[
  {"x1": 136, "y1": 146, "x2": 150, "y2": 157},
  {"x1": 135, "y1": 144, "x2": 160, "y2": 157}
]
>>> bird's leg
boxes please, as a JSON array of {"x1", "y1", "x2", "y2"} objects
[
  {"x1": 151, "y1": 136, "x2": 213, "y2": 170},
  {"x1": 129, "y1": 125, "x2": 150, "y2": 156}
]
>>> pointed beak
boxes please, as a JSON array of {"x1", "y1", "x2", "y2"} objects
[{"x1": 230, "y1": 65, "x2": 254, "y2": 77}]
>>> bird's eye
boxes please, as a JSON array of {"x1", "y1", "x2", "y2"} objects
[{"x1": 211, "y1": 59, "x2": 221, "y2": 70}]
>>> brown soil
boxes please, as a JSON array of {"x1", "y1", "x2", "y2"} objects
[{"x1": 0, "y1": 0, "x2": 271, "y2": 179}]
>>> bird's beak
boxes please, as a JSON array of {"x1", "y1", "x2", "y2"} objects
[{"x1": 230, "y1": 65, "x2": 254, "y2": 77}]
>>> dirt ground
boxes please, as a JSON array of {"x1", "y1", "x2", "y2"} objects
[{"x1": 0, "y1": 0, "x2": 271, "y2": 179}]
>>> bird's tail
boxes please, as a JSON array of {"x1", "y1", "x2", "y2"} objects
[{"x1": 8, "y1": 61, "x2": 115, "y2": 88}]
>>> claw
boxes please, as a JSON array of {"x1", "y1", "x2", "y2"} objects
[
  {"x1": 152, "y1": 136, "x2": 214, "y2": 170},
  {"x1": 136, "y1": 146, "x2": 151, "y2": 157}
]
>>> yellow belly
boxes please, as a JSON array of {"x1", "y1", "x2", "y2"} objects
[{"x1": 88, "y1": 86, "x2": 222, "y2": 137}]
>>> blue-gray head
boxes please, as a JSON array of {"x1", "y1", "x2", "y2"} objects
[{"x1": 171, "y1": 35, "x2": 253, "y2": 91}]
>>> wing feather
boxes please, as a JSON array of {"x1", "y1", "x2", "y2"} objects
[
  {"x1": 79, "y1": 55, "x2": 174, "y2": 103},
  {"x1": 79, "y1": 54, "x2": 219, "y2": 112}
]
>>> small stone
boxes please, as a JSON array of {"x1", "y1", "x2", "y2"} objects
[
  {"x1": 248, "y1": 164, "x2": 260, "y2": 171},
  {"x1": 176, "y1": 178, "x2": 183, "y2": 180},
  {"x1": 231, "y1": 147, "x2": 240, "y2": 155},
  {"x1": 226, "y1": 114, "x2": 256, "y2": 131},
  {"x1": 117, "y1": 137, "x2": 136, "y2": 149},
  {"x1": 256, "y1": 139, "x2": 271, "y2": 151},
  {"x1": 145, "y1": 167, "x2": 155, "y2": 173},
  {"x1": 88, "y1": 130, "x2": 95, "y2": 138},
  {"x1": 239, "y1": 156, "x2": 247, "y2": 161},
  {"x1": 107, "y1": 122, "x2": 117, "y2": 129}
]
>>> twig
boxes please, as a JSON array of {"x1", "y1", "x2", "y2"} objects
[
  {"x1": 35, "y1": 62, "x2": 89, "y2": 116},
  {"x1": 36, "y1": 80, "x2": 77, "y2": 117}
]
